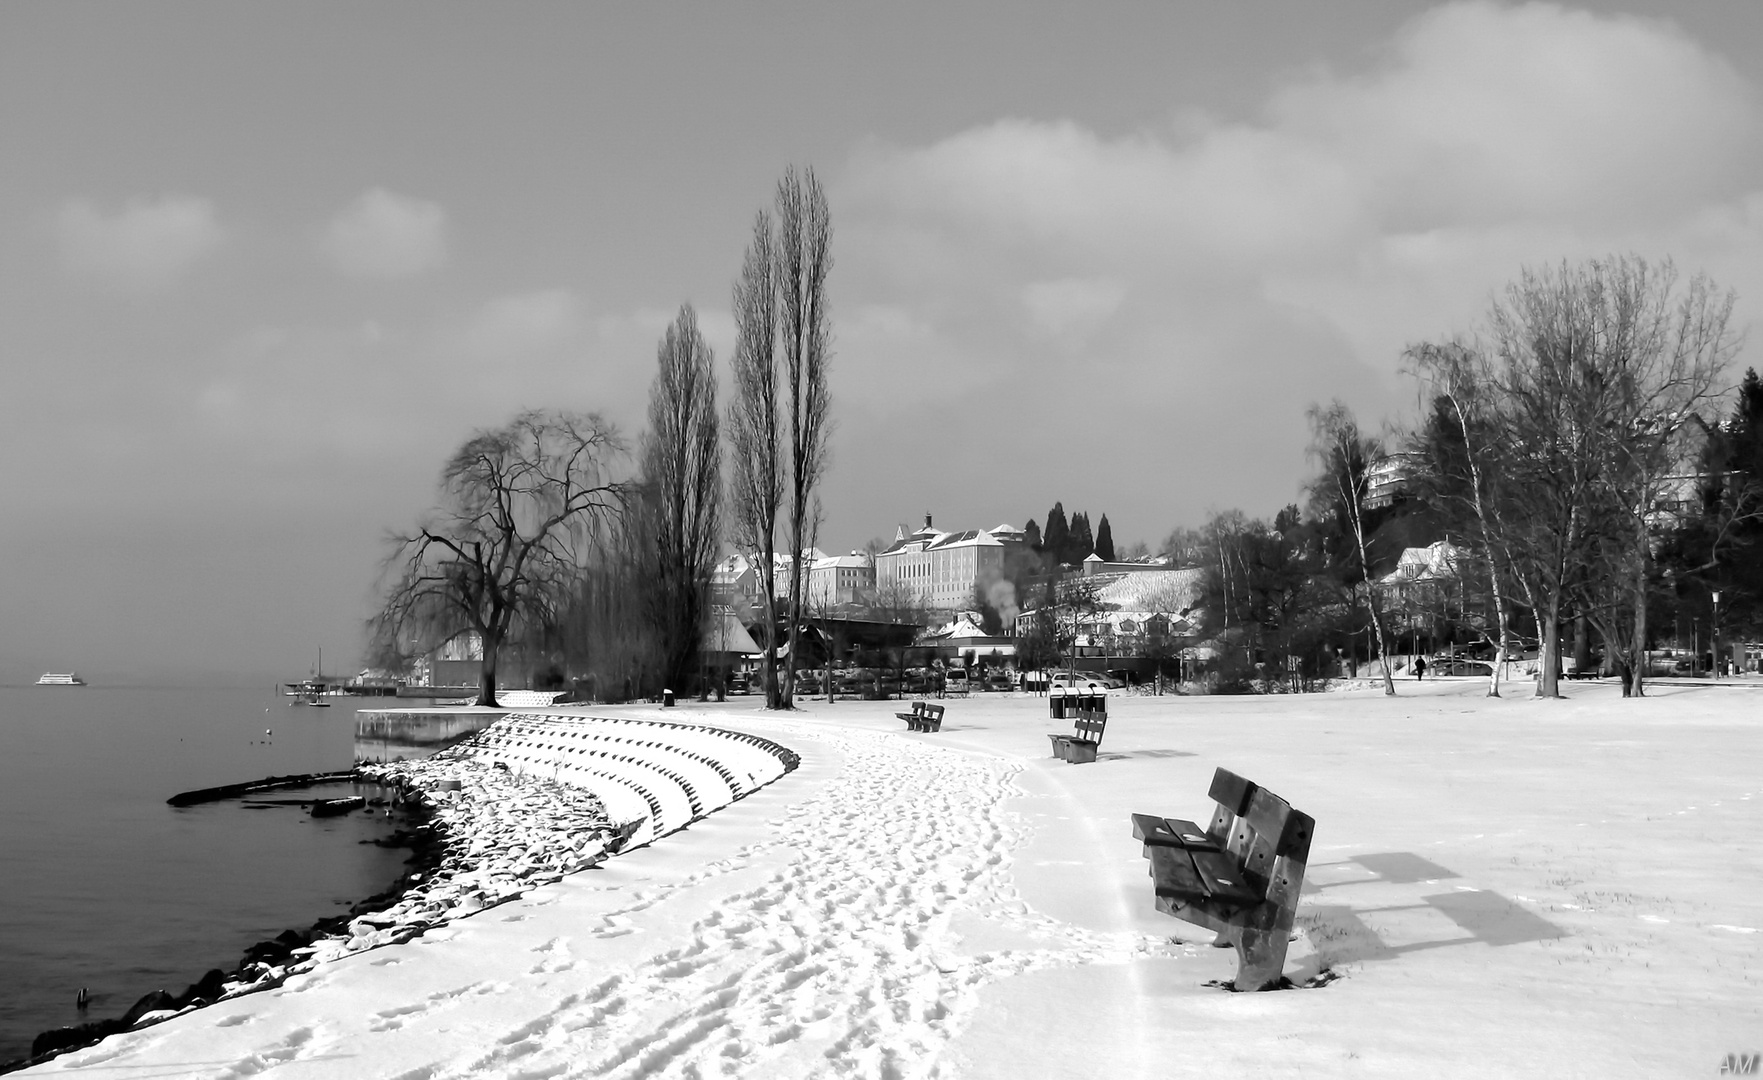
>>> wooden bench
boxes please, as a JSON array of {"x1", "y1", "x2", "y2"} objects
[
  {"x1": 1131, "y1": 767, "x2": 1314, "y2": 991},
  {"x1": 894, "y1": 700, "x2": 945, "y2": 732},
  {"x1": 1046, "y1": 690, "x2": 1107, "y2": 763}
]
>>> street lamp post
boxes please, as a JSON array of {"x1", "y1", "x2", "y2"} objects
[{"x1": 1712, "y1": 591, "x2": 1722, "y2": 680}]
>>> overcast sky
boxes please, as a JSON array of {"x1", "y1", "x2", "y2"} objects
[{"x1": 3, "y1": 1, "x2": 1760, "y2": 683}]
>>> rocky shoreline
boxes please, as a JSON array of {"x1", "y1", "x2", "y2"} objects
[{"x1": 12, "y1": 744, "x2": 632, "y2": 1073}]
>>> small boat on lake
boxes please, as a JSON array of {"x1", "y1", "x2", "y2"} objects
[
  {"x1": 285, "y1": 647, "x2": 337, "y2": 705},
  {"x1": 36, "y1": 672, "x2": 86, "y2": 686},
  {"x1": 286, "y1": 681, "x2": 334, "y2": 707}
]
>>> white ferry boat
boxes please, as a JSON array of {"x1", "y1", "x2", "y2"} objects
[{"x1": 36, "y1": 672, "x2": 86, "y2": 686}]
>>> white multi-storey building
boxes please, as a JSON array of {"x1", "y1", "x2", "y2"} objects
[
  {"x1": 873, "y1": 516, "x2": 1029, "y2": 612},
  {"x1": 807, "y1": 551, "x2": 876, "y2": 607},
  {"x1": 711, "y1": 549, "x2": 828, "y2": 610}
]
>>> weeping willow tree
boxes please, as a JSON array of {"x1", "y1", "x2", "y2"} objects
[{"x1": 372, "y1": 410, "x2": 626, "y2": 706}]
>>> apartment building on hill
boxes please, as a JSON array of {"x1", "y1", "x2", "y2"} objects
[
  {"x1": 808, "y1": 551, "x2": 876, "y2": 607},
  {"x1": 873, "y1": 515, "x2": 1029, "y2": 612}
]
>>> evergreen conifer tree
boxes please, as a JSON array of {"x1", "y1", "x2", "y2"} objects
[
  {"x1": 1095, "y1": 514, "x2": 1116, "y2": 562},
  {"x1": 1043, "y1": 503, "x2": 1070, "y2": 564},
  {"x1": 1069, "y1": 511, "x2": 1094, "y2": 563}
]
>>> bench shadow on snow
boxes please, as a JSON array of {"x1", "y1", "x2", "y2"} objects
[
  {"x1": 1293, "y1": 852, "x2": 1566, "y2": 976},
  {"x1": 1094, "y1": 748, "x2": 1198, "y2": 761}
]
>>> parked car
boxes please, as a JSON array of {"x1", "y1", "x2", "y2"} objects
[
  {"x1": 1049, "y1": 674, "x2": 1115, "y2": 693},
  {"x1": 1440, "y1": 660, "x2": 1493, "y2": 677}
]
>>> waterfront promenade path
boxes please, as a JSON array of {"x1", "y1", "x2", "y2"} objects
[{"x1": 23, "y1": 684, "x2": 1763, "y2": 1079}]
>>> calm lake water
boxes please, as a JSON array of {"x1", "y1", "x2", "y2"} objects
[{"x1": 0, "y1": 685, "x2": 416, "y2": 1065}]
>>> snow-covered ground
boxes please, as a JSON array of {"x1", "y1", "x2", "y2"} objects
[{"x1": 24, "y1": 680, "x2": 1763, "y2": 1078}]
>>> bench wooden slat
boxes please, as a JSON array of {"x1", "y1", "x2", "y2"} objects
[
  {"x1": 1239, "y1": 785, "x2": 1293, "y2": 846},
  {"x1": 1233, "y1": 786, "x2": 1294, "y2": 893},
  {"x1": 1148, "y1": 845, "x2": 1210, "y2": 901},
  {"x1": 1275, "y1": 808, "x2": 1315, "y2": 861},
  {"x1": 1187, "y1": 847, "x2": 1266, "y2": 908},
  {"x1": 1131, "y1": 812, "x2": 1177, "y2": 846},
  {"x1": 1132, "y1": 814, "x2": 1220, "y2": 851},
  {"x1": 1208, "y1": 768, "x2": 1256, "y2": 816},
  {"x1": 1164, "y1": 817, "x2": 1220, "y2": 850},
  {"x1": 1259, "y1": 808, "x2": 1312, "y2": 926}
]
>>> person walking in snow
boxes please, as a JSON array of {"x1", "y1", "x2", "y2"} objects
[{"x1": 1414, "y1": 656, "x2": 1427, "y2": 681}]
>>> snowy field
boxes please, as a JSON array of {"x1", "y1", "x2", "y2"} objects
[{"x1": 24, "y1": 680, "x2": 1762, "y2": 1079}]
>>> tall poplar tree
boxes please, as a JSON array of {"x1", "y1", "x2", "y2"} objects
[
  {"x1": 728, "y1": 166, "x2": 833, "y2": 710},
  {"x1": 775, "y1": 167, "x2": 834, "y2": 709},
  {"x1": 640, "y1": 305, "x2": 722, "y2": 698},
  {"x1": 727, "y1": 210, "x2": 785, "y2": 707}
]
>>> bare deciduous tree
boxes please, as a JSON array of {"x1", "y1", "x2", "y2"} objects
[
  {"x1": 373, "y1": 411, "x2": 625, "y2": 706},
  {"x1": 1405, "y1": 340, "x2": 1518, "y2": 696},
  {"x1": 1483, "y1": 256, "x2": 1737, "y2": 697},
  {"x1": 1307, "y1": 401, "x2": 1397, "y2": 695},
  {"x1": 641, "y1": 304, "x2": 723, "y2": 698},
  {"x1": 1579, "y1": 258, "x2": 1736, "y2": 696}
]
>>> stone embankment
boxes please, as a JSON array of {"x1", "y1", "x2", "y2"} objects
[
  {"x1": 22, "y1": 711, "x2": 798, "y2": 1070},
  {"x1": 307, "y1": 711, "x2": 799, "y2": 963}
]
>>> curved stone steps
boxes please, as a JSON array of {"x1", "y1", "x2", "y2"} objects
[
  {"x1": 457, "y1": 713, "x2": 796, "y2": 851},
  {"x1": 493, "y1": 720, "x2": 735, "y2": 816}
]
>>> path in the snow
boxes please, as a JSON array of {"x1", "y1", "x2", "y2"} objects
[
  {"x1": 30, "y1": 715, "x2": 1187, "y2": 1079},
  {"x1": 408, "y1": 719, "x2": 1184, "y2": 1080}
]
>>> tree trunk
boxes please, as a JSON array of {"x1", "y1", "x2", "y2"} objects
[
  {"x1": 781, "y1": 561, "x2": 799, "y2": 709},
  {"x1": 1535, "y1": 597, "x2": 1561, "y2": 699},
  {"x1": 1364, "y1": 584, "x2": 1396, "y2": 695},
  {"x1": 760, "y1": 580, "x2": 782, "y2": 709},
  {"x1": 1626, "y1": 562, "x2": 1648, "y2": 698},
  {"x1": 1483, "y1": 556, "x2": 1507, "y2": 698},
  {"x1": 477, "y1": 629, "x2": 501, "y2": 708}
]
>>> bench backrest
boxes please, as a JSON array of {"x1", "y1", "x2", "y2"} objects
[
  {"x1": 924, "y1": 704, "x2": 944, "y2": 721},
  {"x1": 1204, "y1": 767, "x2": 1313, "y2": 913},
  {"x1": 1072, "y1": 713, "x2": 1106, "y2": 742}
]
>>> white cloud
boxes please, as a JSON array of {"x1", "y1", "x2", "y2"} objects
[
  {"x1": 321, "y1": 188, "x2": 449, "y2": 279},
  {"x1": 56, "y1": 195, "x2": 225, "y2": 288},
  {"x1": 1022, "y1": 277, "x2": 1125, "y2": 341},
  {"x1": 468, "y1": 289, "x2": 583, "y2": 356},
  {"x1": 829, "y1": 0, "x2": 1763, "y2": 529}
]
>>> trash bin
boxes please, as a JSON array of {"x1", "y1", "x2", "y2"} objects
[{"x1": 663, "y1": 688, "x2": 675, "y2": 707}]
